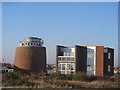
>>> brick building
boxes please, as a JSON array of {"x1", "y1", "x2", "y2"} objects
[{"x1": 14, "y1": 37, "x2": 46, "y2": 73}]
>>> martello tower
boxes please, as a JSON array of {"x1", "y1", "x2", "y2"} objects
[{"x1": 14, "y1": 37, "x2": 46, "y2": 73}]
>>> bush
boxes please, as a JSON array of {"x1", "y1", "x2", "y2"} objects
[
  {"x1": 49, "y1": 73, "x2": 66, "y2": 80},
  {"x1": 88, "y1": 75, "x2": 98, "y2": 81},
  {"x1": 73, "y1": 72, "x2": 89, "y2": 81},
  {"x1": 3, "y1": 78, "x2": 32, "y2": 86},
  {"x1": 66, "y1": 74, "x2": 73, "y2": 80},
  {"x1": 31, "y1": 73, "x2": 44, "y2": 79},
  {"x1": 49, "y1": 73, "x2": 58, "y2": 78},
  {"x1": 2, "y1": 72, "x2": 32, "y2": 86},
  {"x1": 2, "y1": 72, "x2": 19, "y2": 80},
  {"x1": 110, "y1": 75, "x2": 120, "y2": 82}
]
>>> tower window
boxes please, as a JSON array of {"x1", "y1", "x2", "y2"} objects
[
  {"x1": 108, "y1": 53, "x2": 111, "y2": 59},
  {"x1": 108, "y1": 65, "x2": 111, "y2": 72}
]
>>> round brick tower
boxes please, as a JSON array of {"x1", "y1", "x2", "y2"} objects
[{"x1": 14, "y1": 37, "x2": 46, "y2": 73}]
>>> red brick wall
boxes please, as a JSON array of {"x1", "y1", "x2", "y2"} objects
[
  {"x1": 14, "y1": 46, "x2": 46, "y2": 72},
  {"x1": 96, "y1": 46, "x2": 104, "y2": 77}
]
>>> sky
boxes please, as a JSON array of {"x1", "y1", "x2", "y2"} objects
[
  {"x1": 0, "y1": 2, "x2": 2, "y2": 64},
  {"x1": 1, "y1": 0, "x2": 120, "y2": 2},
  {"x1": 2, "y1": 2, "x2": 118, "y2": 67}
]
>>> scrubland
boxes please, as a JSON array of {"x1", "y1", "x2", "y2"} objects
[{"x1": 2, "y1": 72, "x2": 119, "y2": 89}]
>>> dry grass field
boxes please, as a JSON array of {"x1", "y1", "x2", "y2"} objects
[{"x1": 2, "y1": 72, "x2": 120, "y2": 89}]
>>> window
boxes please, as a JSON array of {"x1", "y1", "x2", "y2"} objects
[
  {"x1": 108, "y1": 65, "x2": 111, "y2": 72},
  {"x1": 62, "y1": 64, "x2": 65, "y2": 70},
  {"x1": 71, "y1": 63, "x2": 75, "y2": 70},
  {"x1": 58, "y1": 57, "x2": 61, "y2": 61},
  {"x1": 87, "y1": 49, "x2": 94, "y2": 58},
  {"x1": 22, "y1": 43, "x2": 24, "y2": 46},
  {"x1": 67, "y1": 64, "x2": 71, "y2": 70},
  {"x1": 70, "y1": 52, "x2": 74, "y2": 56},
  {"x1": 28, "y1": 43, "x2": 30, "y2": 46},
  {"x1": 31, "y1": 43, "x2": 33, "y2": 45},
  {"x1": 58, "y1": 64, "x2": 61, "y2": 70},
  {"x1": 64, "y1": 52, "x2": 67, "y2": 56},
  {"x1": 63, "y1": 52, "x2": 74, "y2": 56},
  {"x1": 87, "y1": 52, "x2": 94, "y2": 58},
  {"x1": 58, "y1": 57, "x2": 74, "y2": 61},
  {"x1": 71, "y1": 57, "x2": 74, "y2": 61},
  {"x1": 87, "y1": 65, "x2": 94, "y2": 71},
  {"x1": 104, "y1": 49, "x2": 108, "y2": 53},
  {"x1": 108, "y1": 53, "x2": 111, "y2": 59},
  {"x1": 58, "y1": 63, "x2": 75, "y2": 74}
]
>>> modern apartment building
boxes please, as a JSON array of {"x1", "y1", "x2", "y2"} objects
[
  {"x1": 14, "y1": 37, "x2": 46, "y2": 73},
  {"x1": 56, "y1": 45, "x2": 87, "y2": 75},
  {"x1": 56, "y1": 45, "x2": 114, "y2": 77}
]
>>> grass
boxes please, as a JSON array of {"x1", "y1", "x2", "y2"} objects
[{"x1": 2, "y1": 71, "x2": 119, "y2": 88}]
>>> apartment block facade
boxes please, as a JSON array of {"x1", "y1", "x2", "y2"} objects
[{"x1": 56, "y1": 45, "x2": 114, "y2": 77}]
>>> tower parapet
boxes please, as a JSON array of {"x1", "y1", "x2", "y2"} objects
[{"x1": 19, "y1": 37, "x2": 44, "y2": 47}]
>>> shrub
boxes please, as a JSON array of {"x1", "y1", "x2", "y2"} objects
[
  {"x1": 73, "y1": 72, "x2": 89, "y2": 81},
  {"x1": 3, "y1": 78, "x2": 32, "y2": 86},
  {"x1": 88, "y1": 75, "x2": 98, "y2": 81},
  {"x1": 2, "y1": 72, "x2": 19, "y2": 80},
  {"x1": 72, "y1": 84, "x2": 83, "y2": 89},
  {"x1": 49, "y1": 73, "x2": 66, "y2": 80},
  {"x1": 2, "y1": 72, "x2": 32, "y2": 86},
  {"x1": 49, "y1": 73, "x2": 59, "y2": 78},
  {"x1": 66, "y1": 74, "x2": 73, "y2": 80},
  {"x1": 110, "y1": 75, "x2": 120, "y2": 82}
]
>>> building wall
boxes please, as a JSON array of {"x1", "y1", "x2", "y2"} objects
[
  {"x1": 56, "y1": 45, "x2": 66, "y2": 72},
  {"x1": 56, "y1": 45, "x2": 75, "y2": 74},
  {"x1": 14, "y1": 46, "x2": 46, "y2": 72},
  {"x1": 56, "y1": 45, "x2": 114, "y2": 76},
  {"x1": 104, "y1": 48, "x2": 114, "y2": 76},
  {"x1": 75, "y1": 46, "x2": 87, "y2": 73},
  {"x1": 96, "y1": 46, "x2": 104, "y2": 77}
]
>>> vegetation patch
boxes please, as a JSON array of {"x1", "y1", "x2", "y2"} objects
[{"x1": 2, "y1": 71, "x2": 119, "y2": 88}]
